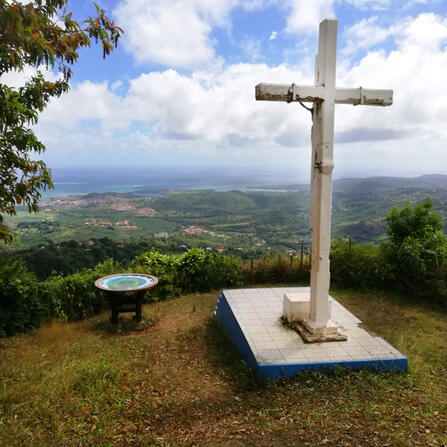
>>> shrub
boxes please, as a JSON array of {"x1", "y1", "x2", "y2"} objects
[
  {"x1": 241, "y1": 254, "x2": 310, "y2": 284},
  {"x1": 382, "y1": 197, "x2": 447, "y2": 294},
  {"x1": 132, "y1": 250, "x2": 178, "y2": 300},
  {"x1": 135, "y1": 248, "x2": 243, "y2": 297},
  {"x1": 40, "y1": 259, "x2": 120, "y2": 322},
  {"x1": 176, "y1": 248, "x2": 242, "y2": 292},
  {"x1": 1, "y1": 248, "x2": 245, "y2": 337},
  {"x1": 0, "y1": 259, "x2": 43, "y2": 336},
  {"x1": 330, "y1": 237, "x2": 392, "y2": 289}
]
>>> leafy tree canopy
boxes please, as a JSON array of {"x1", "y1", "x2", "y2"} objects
[
  {"x1": 0, "y1": 0, "x2": 123, "y2": 242},
  {"x1": 384, "y1": 197, "x2": 447, "y2": 283}
]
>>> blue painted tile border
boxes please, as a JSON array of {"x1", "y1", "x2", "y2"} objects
[
  {"x1": 215, "y1": 292, "x2": 258, "y2": 370},
  {"x1": 215, "y1": 291, "x2": 408, "y2": 379}
]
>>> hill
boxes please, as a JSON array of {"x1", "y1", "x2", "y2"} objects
[{"x1": 4, "y1": 174, "x2": 447, "y2": 251}]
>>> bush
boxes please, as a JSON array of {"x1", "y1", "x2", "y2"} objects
[
  {"x1": 132, "y1": 250, "x2": 178, "y2": 300},
  {"x1": 135, "y1": 248, "x2": 243, "y2": 298},
  {"x1": 0, "y1": 259, "x2": 43, "y2": 336},
  {"x1": 330, "y1": 237, "x2": 392, "y2": 289},
  {"x1": 41, "y1": 259, "x2": 120, "y2": 322},
  {"x1": 383, "y1": 197, "x2": 447, "y2": 295},
  {"x1": 176, "y1": 248, "x2": 242, "y2": 293},
  {"x1": 241, "y1": 254, "x2": 310, "y2": 284}
]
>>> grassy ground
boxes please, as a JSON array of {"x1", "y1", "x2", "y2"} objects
[{"x1": 0, "y1": 288, "x2": 446, "y2": 446}]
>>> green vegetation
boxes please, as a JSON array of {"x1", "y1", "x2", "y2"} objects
[
  {"x1": 3, "y1": 198, "x2": 447, "y2": 337},
  {"x1": 136, "y1": 248, "x2": 243, "y2": 298},
  {"x1": 383, "y1": 197, "x2": 447, "y2": 290},
  {"x1": 0, "y1": 258, "x2": 117, "y2": 336},
  {"x1": 0, "y1": 249, "x2": 242, "y2": 337},
  {"x1": 0, "y1": 289, "x2": 446, "y2": 446},
  {"x1": 8, "y1": 238, "x2": 154, "y2": 281},
  {"x1": 0, "y1": 1, "x2": 122, "y2": 242}
]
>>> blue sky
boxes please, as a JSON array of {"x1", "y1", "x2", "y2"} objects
[{"x1": 6, "y1": 0, "x2": 447, "y2": 179}]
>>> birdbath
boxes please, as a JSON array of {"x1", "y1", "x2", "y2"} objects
[{"x1": 95, "y1": 273, "x2": 158, "y2": 324}]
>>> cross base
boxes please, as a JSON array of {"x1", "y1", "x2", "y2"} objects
[
  {"x1": 283, "y1": 292, "x2": 347, "y2": 342},
  {"x1": 286, "y1": 319, "x2": 347, "y2": 343},
  {"x1": 301, "y1": 319, "x2": 347, "y2": 342}
]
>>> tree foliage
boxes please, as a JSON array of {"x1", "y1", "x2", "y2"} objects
[
  {"x1": 0, "y1": 1, "x2": 123, "y2": 242},
  {"x1": 383, "y1": 197, "x2": 447, "y2": 286}
]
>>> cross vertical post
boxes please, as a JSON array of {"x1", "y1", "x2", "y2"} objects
[{"x1": 308, "y1": 19, "x2": 337, "y2": 332}]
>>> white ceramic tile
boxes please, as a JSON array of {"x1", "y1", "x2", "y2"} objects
[
  {"x1": 251, "y1": 333, "x2": 275, "y2": 342},
  {"x1": 303, "y1": 347, "x2": 327, "y2": 357},
  {"x1": 256, "y1": 349, "x2": 284, "y2": 363},
  {"x1": 345, "y1": 347, "x2": 369, "y2": 356},
  {"x1": 321, "y1": 346, "x2": 348, "y2": 356},
  {"x1": 246, "y1": 327, "x2": 268, "y2": 335},
  {"x1": 254, "y1": 340, "x2": 277, "y2": 350},
  {"x1": 274, "y1": 339, "x2": 302, "y2": 349},
  {"x1": 281, "y1": 352, "x2": 307, "y2": 362}
]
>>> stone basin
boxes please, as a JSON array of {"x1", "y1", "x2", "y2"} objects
[{"x1": 95, "y1": 274, "x2": 156, "y2": 292}]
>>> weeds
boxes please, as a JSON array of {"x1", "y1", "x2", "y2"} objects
[{"x1": 91, "y1": 312, "x2": 158, "y2": 335}]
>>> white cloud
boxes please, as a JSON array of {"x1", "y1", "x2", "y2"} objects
[
  {"x1": 284, "y1": 0, "x2": 335, "y2": 34},
  {"x1": 125, "y1": 63, "x2": 310, "y2": 141},
  {"x1": 343, "y1": 16, "x2": 390, "y2": 55},
  {"x1": 40, "y1": 81, "x2": 129, "y2": 132},
  {"x1": 343, "y1": 0, "x2": 390, "y2": 10},
  {"x1": 343, "y1": 12, "x2": 447, "y2": 57},
  {"x1": 37, "y1": 13, "x2": 447, "y2": 174},
  {"x1": 396, "y1": 12, "x2": 447, "y2": 52},
  {"x1": 338, "y1": 14, "x2": 447, "y2": 139},
  {"x1": 111, "y1": 80, "x2": 123, "y2": 91},
  {"x1": 270, "y1": 31, "x2": 278, "y2": 40},
  {"x1": 113, "y1": 0, "x2": 239, "y2": 68},
  {"x1": 0, "y1": 65, "x2": 59, "y2": 88},
  {"x1": 240, "y1": 37, "x2": 263, "y2": 61}
]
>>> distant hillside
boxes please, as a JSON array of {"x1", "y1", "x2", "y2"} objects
[
  {"x1": 4, "y1": 175, "x2": 447, "y2": 250},
  {"x1": 333, "y1": 175, "x2": 447, "y2": 194},
  {"x1": 331, "y1": 175, "x2": 447, "y2": 242}
]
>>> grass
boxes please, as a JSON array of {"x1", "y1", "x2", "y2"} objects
[{"x1": 0, "y1": 288, "x2": 446, "y2": 446}]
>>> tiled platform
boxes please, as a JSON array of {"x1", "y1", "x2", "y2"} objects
[{"x1": 215, "y1": 287, "x2": 407, "y2": 378}]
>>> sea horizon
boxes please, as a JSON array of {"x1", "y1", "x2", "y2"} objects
[
  {"x1": 41, "y1": 166, "x2": 308, "y2": 197},
  {"x1": 40, "y1": 166, "x2": 447, "y2": 198}
]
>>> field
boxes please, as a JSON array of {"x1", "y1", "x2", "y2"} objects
[{"x1": 1, "y1": 287, "x2": 446, "y2": 446}]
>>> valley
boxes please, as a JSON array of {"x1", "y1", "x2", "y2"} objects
[{"x1": 4, "y1": 174, "x2": 447, "y2": 257}]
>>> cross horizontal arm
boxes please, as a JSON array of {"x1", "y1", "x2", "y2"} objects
[{"x1": 255, "y1": 83, "x2": 393, "y2": 107}]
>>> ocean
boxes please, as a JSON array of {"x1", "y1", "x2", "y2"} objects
[{"x1": 43, "y1": 166, "x2": 307, "y2": 197}]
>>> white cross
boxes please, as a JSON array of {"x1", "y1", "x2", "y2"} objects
[{"x1": 255, "y1": 18, "x2": 393, "y2": 336}]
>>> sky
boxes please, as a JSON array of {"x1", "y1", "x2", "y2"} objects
[{"x1": 5, "y1": 0, "x2": 447, "y2": 179}]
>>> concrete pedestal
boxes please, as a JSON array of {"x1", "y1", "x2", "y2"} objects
[{"x1": 283, "y1": 292, "x2": 345, "y2": 342}]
